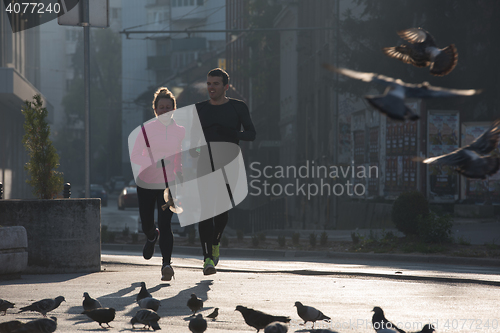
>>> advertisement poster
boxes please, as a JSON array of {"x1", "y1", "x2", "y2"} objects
[
  {"x1": 461, "y1": 123, "x2": 500, "y2": 204},
  {"x1": 427, "y1": 111, "x2": 459, "y2": 202}
]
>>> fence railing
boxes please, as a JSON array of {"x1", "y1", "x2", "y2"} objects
[{"x1": 229, "y1": 197, "x2": 286, "y2": 233}]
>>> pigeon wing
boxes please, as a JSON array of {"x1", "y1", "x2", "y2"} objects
[
  {"x1": 423, "y1": 149, "x2": 470, "y2": 166},
  {"x1": 397, "y1": 27, "x2": 436, "y2": 45},
  {"x1": 467, "y1": 119, "x2": 500, "y2": 154},
  {"x1": 404, "y1": 82, "x2": 481, "y2": 99}
]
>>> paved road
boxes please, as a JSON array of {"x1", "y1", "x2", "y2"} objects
[{"x1": 1, "y1": 253, "x2": 499, "y2": 332}]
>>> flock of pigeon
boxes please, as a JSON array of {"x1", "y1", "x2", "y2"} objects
[
  {"x1": 1, "y1": 290, "x2": 437, "y2": 333},
  {"x1": 323, "y1": 27, "x2": 500, "y2": 180}
]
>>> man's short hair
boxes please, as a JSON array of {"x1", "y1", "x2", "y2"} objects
[{"x1": 208, "y1": 68, "x2": 229, "y2": 86}]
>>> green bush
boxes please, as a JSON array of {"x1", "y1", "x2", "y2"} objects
[
  {"x1": 101, "y1": 225, "x2": 108, "y2": 243},
  {"x1": 122, "y1": 226, "x2": 129, "y2": 237},
  {"x1": 251, "y1": 235, "x2": 259, "y2": 247},
  {"x1": 292, "y1": 232, "x2": 300, "y2": 246},
  {"x1": 277, "y1": 235, "x2": 286, "y2": 247},
  {"x1": 131, "y1": 233, "x2": 139, "y2": 243},
  {"x1": 22, "y1": 94, "x2": 64, "y2": 199},
  {"x1": 392, "y1": 191, "x2": 429, "y2": 236},
  {"x1": 320, "y1": 231, "x2": 328, "y2": 246},
  {"x1": 257, "y1": 232, "x2": 266, "y2": 242},
  {"x1": 417, "y1": 211, "x2": 453, "y2": 244},
  {"x1": 236, "y1": 230, "x2": 244, "y2": 241},
  {"x1": 309, "y1": 233, "x2": 317, "y2": 247},
  {"x1": 188, "y1": 227, "x2": 196, "y2": 244}
]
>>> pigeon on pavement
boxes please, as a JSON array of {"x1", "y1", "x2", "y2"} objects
[
  {"x1": 187, "y1": 294, "x2": 203, "y2": 315},
  {"x1": 0, "y1": 299, "x2": 15, "y2": 315},
  {"x1": 372, "y1": 307, "x2": 406, "y2": 333},
  {"x1": 82, "y1": 292, "x2": 102, "y2": 312},
  {"x1": 264, "y1": 321, "x2": 288, "y2": 333},
  {"x1": 235, "y1": 305, "x2": 291, "y2": 333},
  {"x1": 189, "y1": 314, "x2": 207, "y2": 333},
  {"x1": 206, "y1": 307, "x2": 219, "y2": 320},
  {"x1": 137, "y1": 282, "x2": 152, "y2": 302},
  {"x1": 82, "y1": 307, "x2": 116, "y2": 328},
  {"x1": 11, "y1": 317, "x2": 57, "y2": 333},
  {"x1": 422, "y1": 119, "x2": 500, "y2": 179},
  {"x1": 18, "y1": 297, "x2": 65, "y2": 317},
  {"x1": 322, "y1": 64, "x2": 481, "y2": 121},
  {"x1": 309, "y1": 330, "x2": 339, "y2": 333},
  {"x1": 138, "y1": 297, "x2": 161, "y2": 312},
  {"x1": 294, "y1": 301, "x2": 331, "y2": 328},
  {"x1": 383, "y1": 27, "x2": 458, "y2": 76},
  {"x1": 130, "y1": 309, "x2": 161, "y2": 331},
  {"x1": 0, "y1": 320, "x2": 23, "y2": 333}
]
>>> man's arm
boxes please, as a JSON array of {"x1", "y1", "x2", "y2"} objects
[{"x1": 235, "y1": 101, "x2": 256, "y2": 141}]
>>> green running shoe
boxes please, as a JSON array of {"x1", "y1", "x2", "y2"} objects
[
  {"x1": 203, "y1": 258, "x2": 216, "y2": 276},
  {"x1": 212, "y1": 244, "x2": 220, "y2": 266}
]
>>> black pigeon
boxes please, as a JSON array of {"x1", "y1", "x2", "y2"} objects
[
  {"x1": 0, "y1": 320, "x2": 23, "y2": 333},
  {"x1": 130, "y1": 309, "x2": 161, "y2": 331},
  {"x1": 235, "y1": 305, "x2": 291, "y2": 333},
  {"x1": 138, "y1": 297, "x2": 161, "y2": 312},
  {"x1": 322, "y1": 64, "x2": 481, "y2": 121},
  {"x1": 423, "y1": 119, "x2": 500, "y2": 179},
  {"x1": 383, "y1": 27, "x2": 458, "y2": 76},
  {"x1": 294, "y1": 301, "x2": 330, "y2": 328},
  {"x1": 82, "y1": 307, "x2": 116, "y2": 328},
  {"x1": 206, "y1": 307, "x2": 219, "y2": 320},
  {"x1": 187, "y1": 294, "x2": 203, "y2": 315},
  {"x1": 137, "y1": 282, "x2": 152, "y2": 302},
  {"x1": 189, "y1": 314, "x2": 207, "y2": 333},
  {"x1": 372, "y1": 307, "x2": 405, "y2": 333},
  {"x1": 11, "y1": 317, "x2": 57, "y2": 333},
  {"x1": 18, "y1": 296, "x2": 65, "y2": 317},
  {"x1": 414, "y1": 324, "x2": 435, "y2": 333},
  {"x1": 264, "y1": 321, "x2": 288, "y2": 333},
  {"x1": 0, "y1": 299, "x2": 15, "y2": 315},
  {"x1": 82, "y1": 292, "x2": 102, "y2": 312}
]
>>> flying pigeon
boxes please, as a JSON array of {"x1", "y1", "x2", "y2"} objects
[
  {"x1": 11, "y1": 317, "x2": 57, "y2": 333},
  {"x1": 82, "y1": 292, "x2": 102, "y2": 312},
  {"x1": 383, "y1": 27, "x2": 458, "y2": 76},
  {"x1": 131, "y1": 309, "x2": 161, "y2": 331},
  {"x1": 187, "y1": 294, "x2": 203, "y2": 315},
  {"x1": 372, "y1": 307, "x2": 406, "y2": 333},
  {"x1": 422, "y1": 119, "x2": 500, "y2": 179},
  {"x1": 322, "y1": 64, "x2": 481, "y2": 121},
  {"x1": 235, "y1": 305, "x2": 291, "y2": 333},
  {"x1": 82, "y1": 307, "x2": 116, "y2": 328},
  {"x1": 137, "y1": 282, "x2": 152, "y2": 302},
  {"x1": 0, "y1": 320, "x2": 23, "y2": 333},
  {"x1": 0, "y1": 299, "x2": 15, "y2": 315},
  {"x1": 294, "y1": 301, "x2": 331, "y2": 328},
  {"x1": 138, "y1": 297, "x2": 161, "y2": 312},
  {"x1": 189, "y1": 314, "x2": 207, "y2": 333},
  {"x1": 264, "y1": 321, "x2": 288, "y2": 333},
  {"x1": 18, "y1": 297, "x2": 65, "y2": 317},
  {"x1": 206, "y1": 307, "x2": 219, "y2": 320}
]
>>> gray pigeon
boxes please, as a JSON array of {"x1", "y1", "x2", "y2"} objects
[
  {"x1": 235, "y1": 305, "x2": 291, "y2": 333},
  {"x1": 138, "y1": 297, "x2": 161, "y2": 312},
  {"x1": 11, "y1": 317, "x2": 57, "y2": 333},
  {"x1": 0, "y1": 299, "x2": 15, "y2": 315},
  {"x1": 372, "y1": 307, "x2": 405, "y2": 333},
  {"x1": 187, "y1": 294, "x2": 203, "y2": 315},
  {"x1": 322, "y1": 64, "x2": 481, "y2": 121},
  {"x1": 294, "y1": 301, "x2": 330, "y2": 328},
  {"x1": 130, "y1": 309, "x2": 161, "y2": 331},
  {"x1": 264, "y1": 321, "x2": 288, "y2": 333},
  {"x1": 82, "y1": 307, "x2": 116, "y2": 328},
  {"x1": 383, "y1": 27, "x2": 458, "y2": 76},
  {"x1": 137, "y1": 282, "x2": 152, "y2": 302},
  {"x1": 18, "y1": 297, "x2": 65, "y2": 317},
  {"x1": 82, "y1": 292, "x2": 102, "y2": 311},
  {"x1": 423, "y1": 119, "x2": 500, "y2": 179},
  {"x1": 206, "y1": 307, "x2": 219, "y2": 320},
  {"x1": 188, "y1": 314, "x2": 207, "y2": 333},
  {"x1": 0, "y1": 320, "x2": 23, "y2": 333}
]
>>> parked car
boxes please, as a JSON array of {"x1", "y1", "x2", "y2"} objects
[
  {"x1": 117, "y1": 185, "x2": 138, "y2": 210},
  {"x1": 80, "y1": 184, "x2": 108, "y2": 207},
  {"x1": 109, "y1": 176, "x2": 126, "y2": 193},
  {"x1": 137, "y1": 213, "x2": 186, "y2": 236}
]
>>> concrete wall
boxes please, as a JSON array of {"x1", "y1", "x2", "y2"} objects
[
  {"x1": 454, "y1": 204, "x2": 495, "y2": 218},
  {"x1": 0, "y1": 226, "x2": 28, "y2": 278},
  {"x1": 0, "y1": 199, "x2": 101, "y2": 274}
]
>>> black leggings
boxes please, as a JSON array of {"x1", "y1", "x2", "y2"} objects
[
  {"x1": 137, "y1": 186, "x2": 174, "y2": 264},
  {"x1": 198, "y1": 211, "x2": 228, "y2": 260}
]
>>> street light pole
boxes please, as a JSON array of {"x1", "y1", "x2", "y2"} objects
[{"x1": 83, "y1": 0, "x2": 91, "y2": 198}]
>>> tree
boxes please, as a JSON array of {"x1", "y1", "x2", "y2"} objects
[{"x1": 22, "y1": 94, "x2": 64, "y2": 199}]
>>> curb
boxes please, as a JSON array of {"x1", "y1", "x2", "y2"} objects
[{"x1": 101, "y1": 244, "x2": 500, "y2": 267}]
